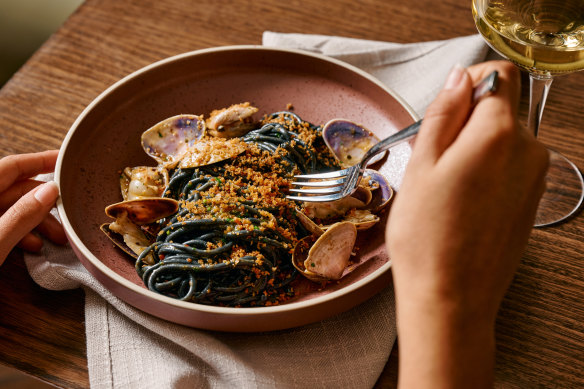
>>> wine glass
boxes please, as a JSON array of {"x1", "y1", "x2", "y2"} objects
[{"x1": 472, "y1": 0, "x2": 584, "y2": 227}]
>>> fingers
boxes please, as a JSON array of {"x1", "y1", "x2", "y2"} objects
[
  {"x1": 412, "y1": 61, "x2": 525, "y2": 171},
  {"x1": 15, "y1": 214, "x2": 67, "y2": 252},
  {"x1": 0, "y1": 181, "x2": 60, "y2": 265},
  {"x1": 461, "y1": 61, "x2": 522, "y2": 141},
  {"x1": 413, "y1": 65, "x2": 474, "y2": 164},
  {"x1": 35, "y1": 212, "x2": 68, "y2": 245},
  {"x1": 17, "y1": 233, "x2": 44, "y2": 253},
  {"x1": 0, "y1": 178, "x2": 67, "y2": 245},
  {"x1": 0, "y1": 150, "x2": 59, "y2": 193},
  {"x1": 0, "y1": 179, "x2": 44, "y2": 209},
  {"x1": 446, "y1": 62, "x2": 538, "y2": 170},
  {"x1": 468, "y1": 61, "x2": 521, "y2": 117}
]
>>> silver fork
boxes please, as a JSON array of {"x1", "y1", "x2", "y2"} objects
[{"x1": 287, "y1": 70, "x2": 499, "y2": 202}]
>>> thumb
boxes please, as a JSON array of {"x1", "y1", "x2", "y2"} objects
[
  {"x1": 413, "y1": 65, "x2": 474, "y2": 164},
  {"x1": 0, "y1": 181, "x2": 60, "y2": 265}
]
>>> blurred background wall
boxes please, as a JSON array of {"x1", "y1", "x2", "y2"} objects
[{"x1": 0, "y1": 0, "x2": 83, "y2": 87}]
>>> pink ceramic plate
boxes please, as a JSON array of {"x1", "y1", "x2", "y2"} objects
[{"x1": 56, "y1": 46, "x2": 417, "y2": 332}]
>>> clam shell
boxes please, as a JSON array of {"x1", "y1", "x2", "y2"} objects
[
  {"x1": 292, "y1": 221, "x2": 357, "y2": 282},
  {"x1": 295, "y1": 208, "x2": 324, "y2": 237},
  {"x1": 322, "y1": 119, "x2": 387, "y2": 168},
  {"x1": 102, "y1": 219, "x2": 155, "y2": 263},
  {"x1": 302, "y1": 186, "x2": 371, "y2": 220},
  {"x1": 291, "y1": 236, "x2": 324, "y2": 282},
  {"x1": 105, "y1": 198, "x2": 179, "y2": 225},
  {"x1": 363, "y1": 169, "x2": 394, "y2": 212},
  {"x1": 100, "y1": 223, "x2": 139, "y2": 259},
  {"x1": 338, "y1": 210, "x2": 380, "y2": 231},
  {"x1": 300, "y1": 170, "x2": 391, "y2": 231},
  {"x1": 142, "y1": 114, "x2": 205, "y2": 168}
]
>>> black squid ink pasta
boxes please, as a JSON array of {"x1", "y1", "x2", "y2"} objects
[{"x1": 135, "y1": 111, "x2": 340, "y2": 307}]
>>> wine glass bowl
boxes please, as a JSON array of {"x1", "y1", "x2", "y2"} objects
[
  {"x1": 473, "y1": 0, "x2": 584, "y2": 76},
  {"x1": 472, "y1": 0, "x2": 584, "y2": 227}
]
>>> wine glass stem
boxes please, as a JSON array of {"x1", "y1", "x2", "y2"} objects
[{"x1": 527, "y1": 74, "x2": 553, "y2": 138}]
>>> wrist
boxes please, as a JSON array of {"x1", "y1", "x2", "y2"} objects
[{"x1": 396, "y1": 291, "x2": 496, "y2": 389}]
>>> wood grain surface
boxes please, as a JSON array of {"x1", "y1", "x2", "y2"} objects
[{"x1": 0, "y1": 0, "x2": 583, "y2": 387}]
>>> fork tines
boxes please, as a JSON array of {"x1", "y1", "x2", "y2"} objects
[
  {"x1": 286, "y1": 168, "x2": 351, "y2": 202},
  {"x1": 292, "y1": 169, "x2": 349, "y2": 179},
  {"x1": 289, "y1": 176, "x2": 347, "y2": 188}
]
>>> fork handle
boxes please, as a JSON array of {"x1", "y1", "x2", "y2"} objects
[
  {"x1": 360, "y1": 120, "x2": 421, "y2": 167},
  {"x1": 360, "y1": 70, "x2": 499, "y2": 168}
]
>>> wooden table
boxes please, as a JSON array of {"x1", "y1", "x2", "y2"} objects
[{"x1": 1, "y1": 0, "x2": 583, "y2": 387}]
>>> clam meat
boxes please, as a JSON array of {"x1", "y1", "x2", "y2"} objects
[
  {"x1": 120, "y1": 166, "x2": 169, "y2": 201},
  {"x1": 206, "y1": 102, "x2": 258, "y2": 138},
  {"x1": 178, "y1": 136, "x2": 248, "y2": 168},
  {"x1": 106, "y1": 214, "x2": 153, "y2": 259}
]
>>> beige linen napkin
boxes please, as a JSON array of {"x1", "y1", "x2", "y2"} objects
[{"x1": 24, "y1": 33, "x2": 488, "y2": 389}]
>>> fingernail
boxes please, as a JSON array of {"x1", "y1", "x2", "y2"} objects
[
  {"x1": 34, "y1": 181, "x2": 59, "y2": 206},
  {"x1": 443, "y1": 64, "x2": 464, "y2": 90}
]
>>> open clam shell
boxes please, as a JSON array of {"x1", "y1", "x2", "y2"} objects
[
  {"x1": 300, "y1": 170, "x2": 392, "y2": 231},
  {"x1": 292, "y1": 221, "x2": 357, "y2": 282},
  {"x1": 337, "y1": 210, "x2": 380, "y2": 230},
  {"x1": 102, "y1": 216, "x2": 154, "y2": 261},
  {"x1": 322, "y1": 119, "x2": 387, "y2": 168},
  {"x1": 302, "y1": 186, "x2": 372, "y2": 221},
  {"x1": 337, "y1": 170, "x2": 393, "y2": 229},
  {"x1": 141, "y1": 114, "x2": 205, "y2": 168},
  {"x1": 103, "y1": 198, "x2": 178, "y2": 260},
  {"x1": 105, "y1": 198, "x2": 179, "y2": 225},
  {"x1": 100, "y1": 223, "x2": 140, "y2": 259},
  {"x1": 292, "y1": 236, "x2": 326, "y2": 283},
  {"x1": 295, "y1": 208, "x2": 324, "y2": 237},
  {"x1": 363, "y1": 169, "x2": 394, "y2": 212}
]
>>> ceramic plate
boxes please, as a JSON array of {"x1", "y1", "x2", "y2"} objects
[{"x1": 56, "y1": 46, "x2": 417, "y2": 332}]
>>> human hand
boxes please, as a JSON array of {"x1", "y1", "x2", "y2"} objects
[
  {"x1": 0, "y1": 150, "x2": 68, "y2": 265},
  {"x1": 386, "y1": 61, "x2": 548, "y2": 388}
]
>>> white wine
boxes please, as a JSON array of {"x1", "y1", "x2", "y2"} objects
[{"x1": 473, "y1": 0, "x2": 584, "y2": 75}]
